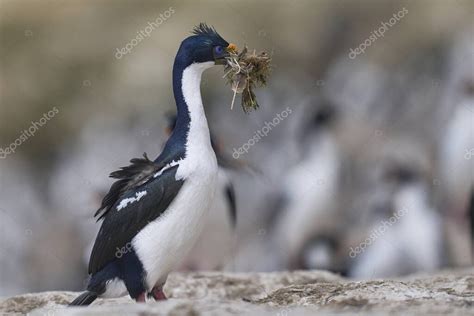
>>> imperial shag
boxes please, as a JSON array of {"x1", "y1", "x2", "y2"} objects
[{"x1": 70, "y1": 24, "x2": 236, "y2": 306}]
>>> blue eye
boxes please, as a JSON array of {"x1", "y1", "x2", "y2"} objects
[{"x1": 214, "y1": 46, "x2": 223, "y2": 54}]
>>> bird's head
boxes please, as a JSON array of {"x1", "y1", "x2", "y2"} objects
[{"x1": 176, "y1": 23, "x2": 237, "y2": 67}]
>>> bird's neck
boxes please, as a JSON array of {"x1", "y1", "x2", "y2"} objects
[{"x1": 162, "y1": 60, "x2": 214, "y2": 161}]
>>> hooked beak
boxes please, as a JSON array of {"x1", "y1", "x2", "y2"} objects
[
  {"x1": 226, "y1": 43, "x2": 238, "y2": 54},
  {"x1": 215, "y1": 43, "x2": 238, "y2": 65}
]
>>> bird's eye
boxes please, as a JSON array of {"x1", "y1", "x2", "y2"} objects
[{"x1": 214, "y1": 46, "x2": 223, "y2": 55}]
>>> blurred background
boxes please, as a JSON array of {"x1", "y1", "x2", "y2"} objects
[{"x1": 0, "y1": 0, "x2": 473, "y2": 296}]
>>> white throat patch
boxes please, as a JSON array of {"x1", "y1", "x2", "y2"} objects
[{"x1": 176, "y1": 61, "x2": 215, "y2": 179}]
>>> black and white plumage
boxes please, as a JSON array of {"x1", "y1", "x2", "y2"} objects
[
  {"x1": 70, "y1": 24, "x2": 235, "y2": 305},
  {"x1": 88, "y1": 154, "x2": 184, "y2": 274},
  {"x1": 164, "y1": 114, "x2": 237, "y2": 270}
]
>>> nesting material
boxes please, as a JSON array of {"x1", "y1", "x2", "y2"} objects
[{"x1": 223, "y1": 46, "x2": 272, "y2": 113}]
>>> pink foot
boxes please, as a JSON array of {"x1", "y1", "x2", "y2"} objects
[
  {"x1": 150, "y1": 286, "x2": 167, "y2": 301},
  {"x1": 135, "y1": 292, "x2": 146, "y2": 303}
]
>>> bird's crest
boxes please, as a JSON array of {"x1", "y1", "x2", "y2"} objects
[{"x1": 192, "y1": 23, "x2": 225, "y2": 43}]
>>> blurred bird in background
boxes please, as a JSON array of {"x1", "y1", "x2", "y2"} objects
[
  {"x1": 271, "y1": 98, "x2": 343, "y2": 273},
  {"x1": 438, "y1": 30, "x2": 474, "y2": 267},
  {"x1": 348, "y1": 140, "x2": 443, "y2": 278}
]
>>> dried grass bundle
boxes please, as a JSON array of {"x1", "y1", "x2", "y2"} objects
[{"x1": 223, "y1": 46, "x2": 272, "y2": 113}]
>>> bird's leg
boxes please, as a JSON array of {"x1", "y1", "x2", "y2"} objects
[
  {"x1": 149, "y1": 286, "x2": 167, "y2": 301},
  {"x1": 135, "y1": 292, "x2": 146, "y2": 303}
]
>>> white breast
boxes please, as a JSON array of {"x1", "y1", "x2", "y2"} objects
[
  {"x1": 180, "y1": 169, "x2": 235, "y2": 270},
  {"x1": 133, "y1": 171, "x2": 217, "y2": 289},
  {"x1": 132, "y1": 62, "x2": 218, "y2": 290}
]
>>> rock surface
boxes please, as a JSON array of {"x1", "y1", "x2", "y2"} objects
[{"x1": 0, "y1": 269, "x2": 472, "y2": 315}]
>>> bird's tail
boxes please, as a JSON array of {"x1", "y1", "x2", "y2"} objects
[{"x1": 69, "y1": 291, "x2": 98, "y2": 306}]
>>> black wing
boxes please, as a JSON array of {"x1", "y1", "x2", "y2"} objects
[
  {"x1": 88, "y1": 154, "x2": 184, "y2": 274},
  {"x1": 94, "y1": 153, "x2": 163, "y2": 221}
]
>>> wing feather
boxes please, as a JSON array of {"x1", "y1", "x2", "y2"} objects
[
  {"x1": 88, "y1": 153, "x2": 185, "y2": 274},
  {"x1": 94, "y1": 153, "x2": 163, "y2": 220}
]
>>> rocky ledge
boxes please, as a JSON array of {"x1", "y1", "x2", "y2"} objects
[{"x1": 1, "y1": 269, "x2": 473, "y2": 315}]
